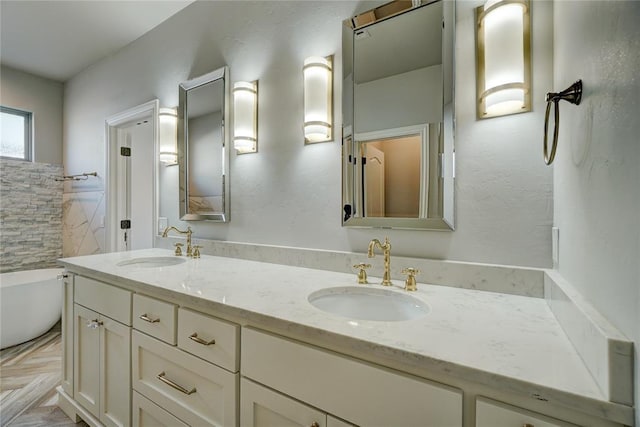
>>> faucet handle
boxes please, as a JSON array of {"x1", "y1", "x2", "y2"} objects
[
  {"x1": 174, "y1": 243, "x2": 184, "y2": 256},
  {"x1": 192, "y1": 245, "x2": 201, "y2": 259},
  {"x1": 353, "y1": 263, "x2": 371, "y2": 284},
  {"x1": 401, "y1": 267, "x2": 420, "y2": 291}
]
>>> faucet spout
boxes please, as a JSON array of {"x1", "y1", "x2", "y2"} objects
[
  {"x1": 161, "y1": 226, "x2": 193, "y2": 257},
  {"x1": 367, "y1": 237, "x2": 392, "y2": 286}
]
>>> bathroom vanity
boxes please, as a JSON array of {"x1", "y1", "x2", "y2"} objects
[{"x1": 57, "y1": 249, "x2": 633, "y2": 427}]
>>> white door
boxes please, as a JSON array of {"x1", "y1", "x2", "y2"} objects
[
  {"x1": 106, "y1": 100, "x2": 158, "y2": 253},
  {"x1": 125, "y1": 120, "x2": 154, "y2": 250},
  {"x1": 74, "y1": 304, "x2": 100, "y2": 418}
]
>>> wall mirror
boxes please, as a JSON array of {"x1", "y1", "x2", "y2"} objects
[
  {"x1": 178, "y1": 66, "x2": 230, "y2": 221},
  {"x1": 342, "y1": 0, "x2": 455, "y2": 230}
]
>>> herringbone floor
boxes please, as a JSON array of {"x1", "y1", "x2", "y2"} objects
[{"x1": 0, "y1": 323, "x2": 86, "y2": 426}]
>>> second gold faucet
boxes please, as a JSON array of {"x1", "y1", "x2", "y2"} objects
[{"x1": 367, "y1": 237, "x2": 392, "y2": 286}]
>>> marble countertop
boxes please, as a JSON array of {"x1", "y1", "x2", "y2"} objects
[{"x1": 59, "y1": 248, "x2": 624, "y2": 423}]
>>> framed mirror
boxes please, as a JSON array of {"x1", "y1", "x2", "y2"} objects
[
  {"x1": 342, "y1": 0, "x2": 455, "y2": 230},
  {"x1": 178, "y1": 66, "x2": 230, "y2": 221}
]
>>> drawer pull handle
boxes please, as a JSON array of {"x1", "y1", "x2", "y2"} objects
[
  {"x1": 139, "y1": 314, "x2": 160, "y2": 323},
  {"x1": 157, "y1": 372, "x2": 196, "y2": 395},
  {"x1": 189, "y1": 333, "x2": 215, "y2": 346}
]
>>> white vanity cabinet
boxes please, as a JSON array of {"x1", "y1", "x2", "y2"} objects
[
  {"x1": 73, "y1": 276, "x2": 132, "y2": 427},
  {"x1": 475, "y1": 397, "x2": 578, "y2": 427},
  {"x1": 131, "y1": 304, "x2": 240, "y2": 427},
  {"x1": 132, "y1": 330, "x2": 238, "y2": 426},
  {"x1": 241, "y1": 328, "x2": 463, "y2": 427}
]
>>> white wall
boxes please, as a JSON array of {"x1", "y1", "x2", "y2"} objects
[
  {"x1": 63, "y1": 0, "x2": 553, "y2": 267},
  {"x1": 552, "y1": 1, "x2": 640, "y2": 422},
  {"x1": 1, "y1": 65, "x2": 63, "y2": 164}
]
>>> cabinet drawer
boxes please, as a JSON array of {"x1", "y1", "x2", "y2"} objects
[
  {"x1": 241, "y1": 377, "x2": 326, "y2": 427},
  {"x1": 178, "y1": 308, "x2": 239, "y2": 372},
  {"x1": 242, "y1": 328, "x2": 462, "y2": 427},
  {"x1": 75, "y1": 276, "x2": 131, "y2": 325},
  {"x1": 132, "y1": 331, "x2": 238, "y2": 427},
  {"x1": 133, "y1": 391, "x2": 188, "y2": 427},
  {"x1": 476, "y1": 397, "x2": 578, "y2": 427},
  {"x1": 133, "y1": 294, "x2": 177, "y2": 344}
]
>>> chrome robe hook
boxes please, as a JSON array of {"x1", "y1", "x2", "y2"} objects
[{"x1": 543, "y1": 80, "x2": 583, "y2": 165}]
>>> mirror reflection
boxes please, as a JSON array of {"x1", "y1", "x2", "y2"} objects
[
  {"x1": 178, "y1": 67, "x2": 230, "y2": 221},
  {"x1": 342, "y1": 0, "x2": 455, "y2": 230}
]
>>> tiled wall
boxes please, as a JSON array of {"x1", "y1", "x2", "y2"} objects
[
  {"x1": 0, "y1": 159, "x2": 63, "y2": 272},
  {"x1": 62, "y1": 190, "x2": 104, "y2": 257}
]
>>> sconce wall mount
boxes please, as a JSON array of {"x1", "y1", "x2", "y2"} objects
[
  {"x1": 233, "y1": 81, "x2": 258, "y2": 154},
  {"x1": 159, "y1": 107, "x2": 178, "y2": 166},
  {"x1": 476, "y1": 0, "x2": 531, "y2": 119},
  {"x1": 303, "y1": 55, "x2": 334, "y2": 144}
]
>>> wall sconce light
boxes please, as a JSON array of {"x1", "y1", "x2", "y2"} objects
[
  {"x1": 303, "y1": 55, "x2": 333, "y2": 143},
  {"x1": 158, "y1": 107, "x2": 177, "y2": 165},
  {"x1": 475, "y1": 0, "x2": 531, "y2": 119},
  {"x1": 233, "y1": 81, "x2": 258, "y2": 154}
]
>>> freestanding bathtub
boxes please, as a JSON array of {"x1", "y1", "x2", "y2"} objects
[{"x1": 0, "y1": 268, "x2": 63, "y2": 349}]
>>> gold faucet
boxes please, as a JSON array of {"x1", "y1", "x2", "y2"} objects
[
  {"x1": 162, "y1": 226, "x2": 193, "y2": 257},
  {"x1": 367, "y1": 237, "x2": 392, "y2": 286}
]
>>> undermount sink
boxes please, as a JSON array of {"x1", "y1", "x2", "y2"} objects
[
  {"x1": 116, "y1": 256, "x2": 186, "y2": 268},
  {"x1": 308, "y1": 286, "x2": 429, "y2": 322}
]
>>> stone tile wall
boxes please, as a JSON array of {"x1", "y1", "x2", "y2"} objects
[{"x1": 0, "y1": 159, "x2": 63, "y2": 272}]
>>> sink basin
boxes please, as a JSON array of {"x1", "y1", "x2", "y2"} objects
[
  {"x1": 116, "y1": 257, "x2": 186, "y2": 268},
  {"x1": 308, "y1": 286, "x2": 429, "y2": 322}
]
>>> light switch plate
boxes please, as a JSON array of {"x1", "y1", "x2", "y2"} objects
[{"x1": 158, "y1": 217, "x2": 168, "y2": 233}]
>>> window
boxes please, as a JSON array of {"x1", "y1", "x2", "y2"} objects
[{"x1": 1, "y1": 106, "x2": 32, "y2": 161}]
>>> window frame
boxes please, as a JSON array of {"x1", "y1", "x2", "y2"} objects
[{"x1": 1, "y1": 106, "x2": 33, "y2": 161}]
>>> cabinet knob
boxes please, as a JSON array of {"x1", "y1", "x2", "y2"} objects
[
  {"x1": 523, "y1": 424, "x2": 535, "y2": 427},
  {"x1": 310, "y1": 423, "x2": 320, "y2": 427},
  {"x1": 57, "y1": 273, "x2": 68, "y2": 280},
  {"x1": 86, "y1": 319, "x2": 103, "y2": 329}
]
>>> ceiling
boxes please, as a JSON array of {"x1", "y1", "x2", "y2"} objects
[{"x1": 0, "y1": 1, "x2": 194, "y2": 82}]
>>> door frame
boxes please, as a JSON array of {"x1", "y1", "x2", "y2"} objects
[{"x1": 104, "y1": 99, "x2": 159, "y2": 252}]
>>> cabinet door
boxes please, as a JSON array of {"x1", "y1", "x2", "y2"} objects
[
  {"x1": 241, "y1": 378, "x2": 326, "y2": 427},
  {"x1": 100, "y1": 316, "x2": 131, "y2": 427},
  {"x1": 61, "y1": 273, "x2": 74, "y2": 395},
  {"x1": 133, "y1": 391, "x2": 188, "y2": 427},
  {"x1": 74, "y1": 304, "x2": 100, "y2": 418}
]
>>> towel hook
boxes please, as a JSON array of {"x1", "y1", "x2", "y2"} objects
[{"x1": 543, "y1": 80, "x2": 582, "y2": 165}]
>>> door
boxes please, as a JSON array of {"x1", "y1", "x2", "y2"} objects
[
  {"x1": 100, "y1": 315, "x2": 131, "y2": 427},
  {"x1": 240, "y1": 378, "x2": 326, "y2": 427},
  {"x1": 105, "y1": 100, "x2": 158, "y2": 253},
  {"x1": 115, "y1": 120, "x2": 154, "y2": 251},
  {"x1": 74, "y1": 304, "x2": 100, "y2": 417},
  {"x1": 73, "y1": 304, "x2": 131, "y2": 427}
]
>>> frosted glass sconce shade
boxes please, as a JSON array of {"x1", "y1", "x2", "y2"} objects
[
  {"x1": 303, "y1": 56, "x2": 333, "y2": 143},
  {"x1": 158, "y1": 108, "x2": 177, "y2": 165},
  {"x1": 476, "y1": 0, "x2": 531, "y2": 119},
  {"x1": 233, "y1": 81, "x2": 258, "y2": 154}
]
